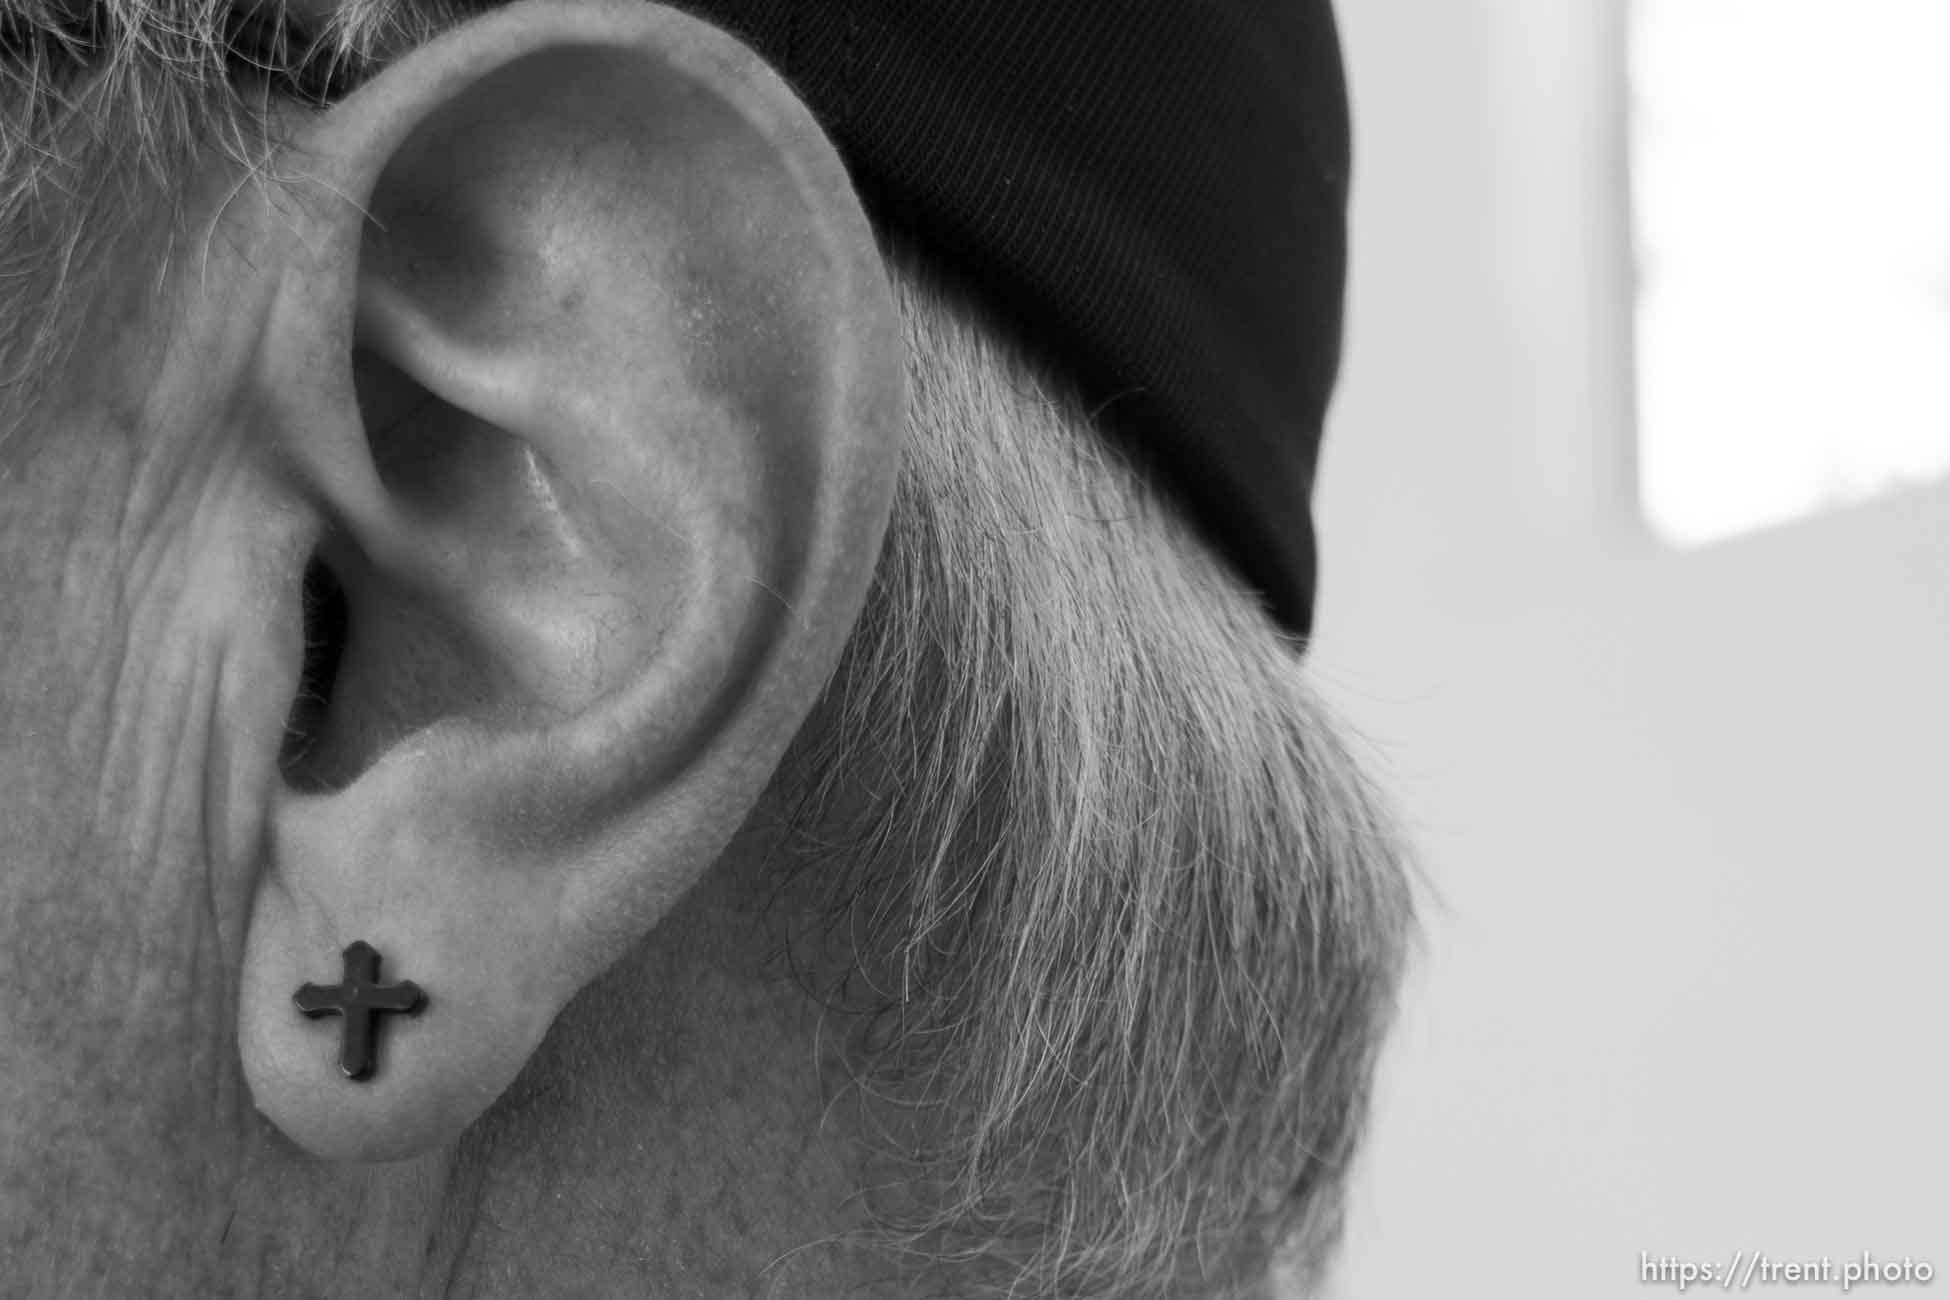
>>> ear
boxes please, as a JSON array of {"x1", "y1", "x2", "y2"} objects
[{"x1": 234, "y1": 0, "x2": 904, "y2": 1163}]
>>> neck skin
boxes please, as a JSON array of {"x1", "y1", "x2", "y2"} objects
[{"x1": 217, "y1": 857, "x2": 882, "y2": 1298}]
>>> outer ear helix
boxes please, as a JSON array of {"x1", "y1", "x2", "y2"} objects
[{"x1": 234, "y1": 0, "x2": 904, "y2": 1165}]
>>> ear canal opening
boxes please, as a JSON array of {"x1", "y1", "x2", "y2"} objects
[{"x1": 280, "y1": 554, "x2": 350, "y2": 791}]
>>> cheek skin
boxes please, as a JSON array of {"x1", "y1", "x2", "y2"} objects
[
  {"x1": 0, "y1": 445, "x2": 310, "y2": 1280},
  {"x1": 0, "y1": 225, "x2": 326, "y2": 1279},
  {"x1": 42, "y1": 233, "x2": 317, "y2": 951}
]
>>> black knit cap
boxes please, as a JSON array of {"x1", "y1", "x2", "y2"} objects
[{"x1": 685, "y1": 0, "x2": 1350, "y2": 648}]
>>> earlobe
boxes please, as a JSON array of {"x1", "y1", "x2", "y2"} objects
[{"x1": 234, "y1": 0, "x2": 904, "y2": 1163}]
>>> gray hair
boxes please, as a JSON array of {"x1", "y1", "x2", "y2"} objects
[
  {"x1": 0, "y1": 5, "x2": 1419, "y2": 1295},
  {"x1": 0, "y1": 0, "x2": 441, "y2": 411},
  {"x1": 770, "y1": 243, "x2": 1416, "y2": 1297}
]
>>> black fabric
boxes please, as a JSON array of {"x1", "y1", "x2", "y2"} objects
[{"x1": 685, "y1": 0, "x2": 1350, "y2": 648}]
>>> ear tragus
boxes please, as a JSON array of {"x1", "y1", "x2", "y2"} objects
[{"x1": 236, "y1": 0, "x2": 904, "y2": 1164}]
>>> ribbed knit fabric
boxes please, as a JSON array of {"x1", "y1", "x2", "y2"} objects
[{"x1": 683, "y1": 0, "x2": 1350, "y2": 648}]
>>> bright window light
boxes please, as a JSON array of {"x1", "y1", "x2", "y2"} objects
[{"x1": 1630, "y1": 0, "x2": 1950, "y2": 548}]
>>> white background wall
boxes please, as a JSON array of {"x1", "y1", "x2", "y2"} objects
[{"x1": 1312, "y1": 1, "x2": 1950, "y2": 1295}]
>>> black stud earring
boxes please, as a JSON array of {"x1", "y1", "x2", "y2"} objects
[{"x1": 293, "y1": 941, "x2": 427, "y2": 1081}]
